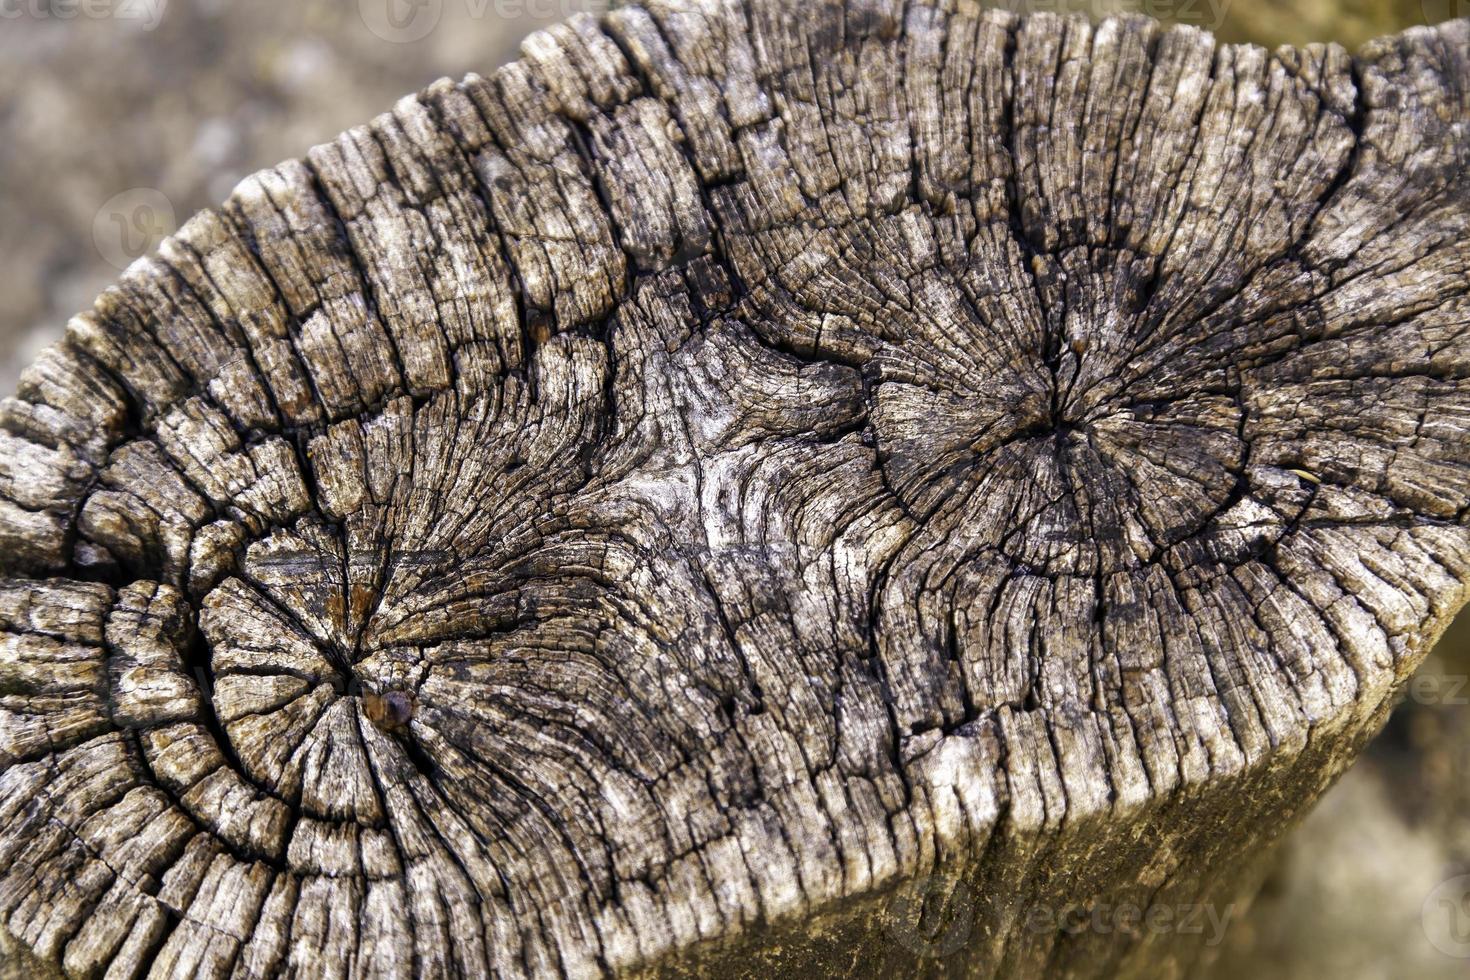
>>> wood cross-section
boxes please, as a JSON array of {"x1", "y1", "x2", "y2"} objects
[{"x1": 2, "y1": 5, "x2": 1469, "y2": 977}]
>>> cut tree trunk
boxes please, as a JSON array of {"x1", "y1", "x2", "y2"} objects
[{"x1": 2, "y1": 4, "x2": 1470, "y2": 977}]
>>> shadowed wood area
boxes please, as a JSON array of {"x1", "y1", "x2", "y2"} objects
[{"x1": 2, "y1": 2, "x2": 1470, "y2": 976}]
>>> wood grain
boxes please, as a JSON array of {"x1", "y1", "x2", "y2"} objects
[{"x1": 2, "y1": 4, "x2": 1469, "y2": 977}]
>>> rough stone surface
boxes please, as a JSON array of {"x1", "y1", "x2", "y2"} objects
[{"x1": 2, "y1": 4, "x2": 1470, "y2": 977}]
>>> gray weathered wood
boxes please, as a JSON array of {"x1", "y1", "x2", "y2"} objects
[{"x1": 2, "y1": 3, "x2": 1470, "y2": 976}]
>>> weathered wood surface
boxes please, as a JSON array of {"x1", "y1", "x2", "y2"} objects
[{"x1": 2, "y1": 3, "x2": 1470, "y2": 976}]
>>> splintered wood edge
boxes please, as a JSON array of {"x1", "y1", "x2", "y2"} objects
[{"x1": 2, "y1": 4, "x2": 1470, "y2": 977}]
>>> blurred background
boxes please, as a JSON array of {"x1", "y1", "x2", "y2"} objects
[{"x1": 0, "y1": 0, "x2": 1467, "y2": 976}]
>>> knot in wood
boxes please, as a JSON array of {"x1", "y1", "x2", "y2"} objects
[{"x1": 363, "y1": 690, "x2": 416, "y2": 732}]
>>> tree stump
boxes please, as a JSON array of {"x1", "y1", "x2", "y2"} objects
[{"x1": 2, "y1": 4, "x2": 1470, "y2": 977}]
